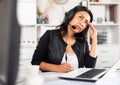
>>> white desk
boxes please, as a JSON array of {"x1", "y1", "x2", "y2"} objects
[
  {"x1": 16, "y1": 66, "x2": 120, "y2": 85},
  {"x1": 41, "y1": 70, "x2": 120, "y2": 85},
  {"x1": 41, "y1": 72, "x2": 95, "y2": 85}
]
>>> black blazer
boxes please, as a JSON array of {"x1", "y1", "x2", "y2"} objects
[{"x1": 31, "y1": 29, "x2": 97, "y2": 68}]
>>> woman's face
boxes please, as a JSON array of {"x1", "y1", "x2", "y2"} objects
[{"x1": 69, "y1": 11, "x2": 90, "y2": 33}]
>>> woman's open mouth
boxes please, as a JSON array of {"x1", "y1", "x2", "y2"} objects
[{"x1": 75, "y1": 25, "x2": 82, "y2": 31}]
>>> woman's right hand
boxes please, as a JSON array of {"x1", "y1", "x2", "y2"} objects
[
  {"x1": 39, "y1": 62, "x2": 73, "y2": 73},
  {"x1": 56, "y1": 63, "x2": 73, "y2": 73}
]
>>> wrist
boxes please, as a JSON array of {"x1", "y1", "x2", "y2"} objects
[
  {"x1": 52, "y1": 64, "x2": 59, "y2": 72},
  {"x1": 92, "y1": 39, "x2": 97, "y2": 44}
]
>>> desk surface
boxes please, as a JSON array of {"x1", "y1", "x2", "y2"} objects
[
  {"x1": 16, "y1": 67, "x2": 120, "y2": 85},
  {"x1": 41, "y1": 72, "x2": 95, "y2": 85}
]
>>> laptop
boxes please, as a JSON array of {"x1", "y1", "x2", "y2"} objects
[{"x1": 58, "y1": 57, "x2": 120, "y2": 82}]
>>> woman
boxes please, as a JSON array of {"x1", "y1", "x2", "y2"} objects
[{"x1": 31, "y1": 6, "x2": 97, "y2": 73}]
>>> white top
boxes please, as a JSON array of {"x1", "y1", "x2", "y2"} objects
[{"x1": 61, "y1": 53, "x2": 78, "y2": 70}]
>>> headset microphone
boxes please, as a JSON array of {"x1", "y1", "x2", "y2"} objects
[
  {"x1": 72, "y1": 25, "x2": 76, "y2": 29},
  {"x1": 69, "y1": 23, "x2": 76, "y2": 29}
]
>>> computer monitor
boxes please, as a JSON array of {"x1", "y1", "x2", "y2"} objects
[{"x1": 0, "y1": 0, "x2": 20, "y2": 85}]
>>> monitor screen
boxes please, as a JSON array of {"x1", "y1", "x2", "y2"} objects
[{"x1": 0, "y1": 0, "x2": 20, "y2": 85}]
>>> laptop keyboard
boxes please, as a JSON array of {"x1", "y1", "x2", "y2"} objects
[{"x1": 76, "y1": 69, "x2": 105, "y2": 78}]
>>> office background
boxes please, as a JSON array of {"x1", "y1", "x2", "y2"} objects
[{"x1": 17, "y1": 0, "x2": 120, "y2": 75}]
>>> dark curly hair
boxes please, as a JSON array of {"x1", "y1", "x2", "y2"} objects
[{"x1": 57, "y1": 5, "x2": 93, "y2": 41}]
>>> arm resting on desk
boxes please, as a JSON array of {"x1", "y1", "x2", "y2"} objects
[{"x1": 40, "y1": 62, "x2": 73, "y2": 73}]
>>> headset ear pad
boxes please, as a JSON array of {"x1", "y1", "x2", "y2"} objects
[{"x1": 64, "y1": 9, "x2": 75, "y2": 23}]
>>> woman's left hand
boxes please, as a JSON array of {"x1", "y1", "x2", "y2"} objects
[
  {"x1": 87, "y1": 21, "x2": 97, "y2": 42},
  {"x1": 87, "y1": 21, "x2": 97, "y2": 58}
]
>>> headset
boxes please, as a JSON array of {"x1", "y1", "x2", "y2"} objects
[
  {"x1": 63, "y1": 8, "x2": 77, "y2": 30},
  {"x1": 63, "y1": 6, "x2": 93, "y2": 25},
  {"x1": 62, "y1": 6, "x2": 93, "y2": 40}
]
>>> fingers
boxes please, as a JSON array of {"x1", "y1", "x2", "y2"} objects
[
  {"x1": 87, "y1": 21, "x2": 97, "y2": 34},
  {"x1": 64, "y1": 63, "x2": 73, "y2": 72},
  {"x1": 87, "y1": 21, "x2": 95, "y2": 31},
  {"x1": 64, "y1": 66, "x2": 72, "y2": 72},
  {"x1": 59, "y1": 63, "x2": 73, "y2": 73},
  {"x1": 65, "y1": 64, "x2": 73, "y2": 70},
  {"x1": 86, "y1": 21, "x2": 97, "y2": 41}
]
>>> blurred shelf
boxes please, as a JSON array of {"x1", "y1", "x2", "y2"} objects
[
  {"x1": 93, "y1": 23, "x2": 120, "y2": 26},
  {"x1": 89, "y1": 2, "x2": 119, "y2": 5},
  {"x1": 36, "y1": 24, "x2": 59, "y2": 27}
]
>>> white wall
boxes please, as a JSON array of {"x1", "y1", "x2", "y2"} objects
[{"x1": 37, "y1": 0, "x2": 83, "y2": 24}]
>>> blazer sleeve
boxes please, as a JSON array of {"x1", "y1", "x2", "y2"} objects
[
  {"x1": 84, "y1": 41, "x2": 97, "y2": 68},
  {"x1": 31, "y1": 30, "x2": 51, "y2": 65}
]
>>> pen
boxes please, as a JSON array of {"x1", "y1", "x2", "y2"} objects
[{"x1": 65, "y1": 53, "x2": 67, "y2": 63}]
